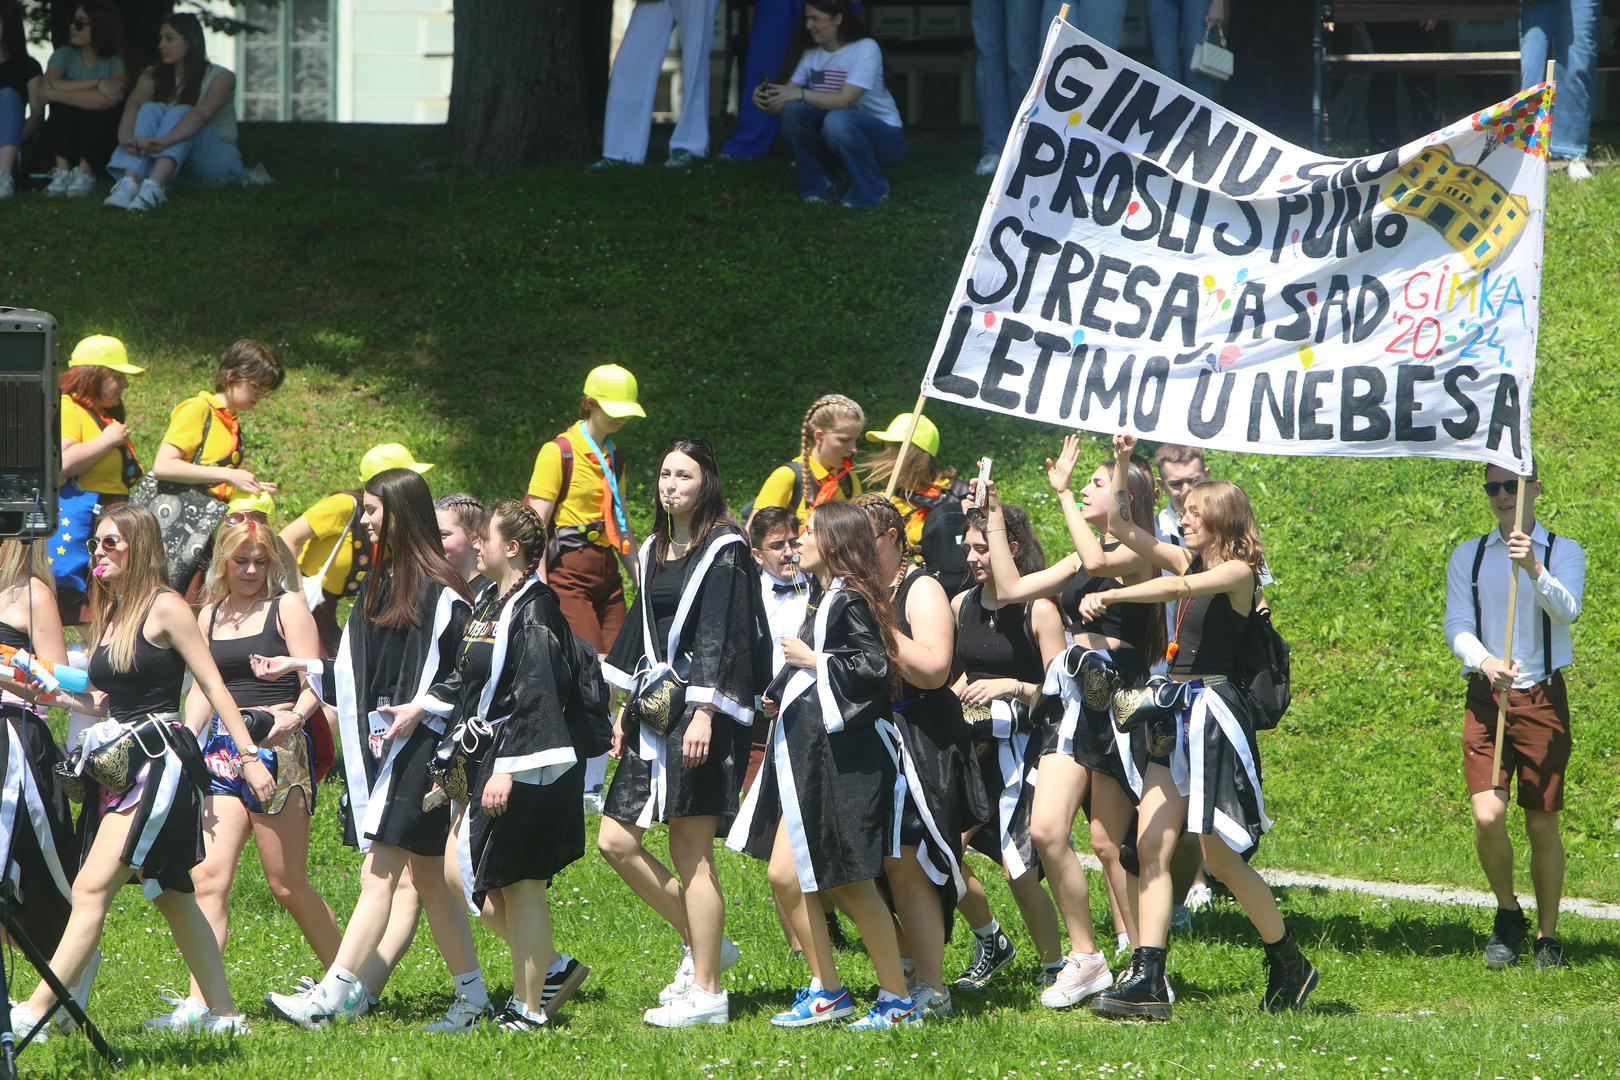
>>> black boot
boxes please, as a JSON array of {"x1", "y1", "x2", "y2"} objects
[
  {"x1": 1091, "y1": 946, "x2": 1172, "y2": 1021},
  {"x1": 1483, "y1": 907, "x2": 1528, "y2": 969},
  {"x1": 1262, "y1": 930, "x2": 1319, "y2": 1012},
  {"x1": 825, "y1": 910, "x2": 848, "y2": 950}
]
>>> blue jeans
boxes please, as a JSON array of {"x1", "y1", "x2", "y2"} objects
[
  {"x1": 1043, "y1": 0, "x2": 1126, "y2": 49},
  {"x1": 0, "y1": 87, "x2": 23, "y2": 153},
  {"x1": 1520, "y1": 0, "x2": 1599, "y2": 158},
  {"x1": 972, "y1": 0, "x2": 1042, "y2": 157},
  {"x1": 1146, "y1": 0, "x2": 1212, "y2": 98},
  {"x1": 779, "y1": 102, "x2": 906, "y2": 207},
  {"x1": 106, "y1": 102, "x2": 244, "y2": 187},
  {"x1": 722, "y1": 0, "x2": 803, "y2": 160}
]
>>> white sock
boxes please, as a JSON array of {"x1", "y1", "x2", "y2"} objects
[
  {"x1": 687, "y1": 985, "x2": 725, "y2": 1004},
  {"x1": 315, "y1": 965, "x2": 360, "y2": 1009},
  {"x1": 517, "y1": 1000, "x2": 544, "y2": 1022},
  {"x1": 972, "y1": 920, "x2": 1001, "y2": 940},
  {"x1": 808, "y1": 977, "x2": 824, "y2": 992},
  {"x1": 1043, "y1": 959, "x2": 1064, "y2": 972},
  {"x1": 1117, "y1": 932, "x2": 1131, "y2": 952},
  {"x1": 876, "y1": 988, "x2": 907, "y2": 1004},
  {"x1": 1075, "y1": 950, "x2": 1104, "y2": 963},
  {"x1": 453, "y1": 969, "x2": 489, "y2": 1008},
  {"x1": 547, "y1": 954, "x2": 570, "y2": 977}
]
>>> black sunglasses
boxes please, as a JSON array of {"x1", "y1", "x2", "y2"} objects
[
  {"x1": 1482, "y1": 480, "x2": 1520, "y2": 497},
  {"x1": 71, "y1": 17, "x2": 90, "y2": 29}
]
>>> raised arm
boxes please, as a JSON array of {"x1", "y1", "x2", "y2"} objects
[
  {"x1": 978, "y1": 473, "x2": 1079, "y2": 603},
  {"x1": 1078, "y1": 557, "x2": 1253, "y2": 623},
  {"x1": 1108, "y1": 434, "x2": 1189, "y2": 574},
  {"x1": 1050, "y1": 434, "x2": 1155, "y2": 579}
]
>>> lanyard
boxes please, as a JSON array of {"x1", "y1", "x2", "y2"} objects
[{"x1": 577, "y1": 424, "x2": 630, "y2": 548}]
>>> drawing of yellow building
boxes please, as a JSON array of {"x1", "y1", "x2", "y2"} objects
[{"x1": 1381, "y1": 146, "x2": 1529, "y2": 271}]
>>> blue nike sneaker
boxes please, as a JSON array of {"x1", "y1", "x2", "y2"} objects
[
  {"x1": 769, "y1": 985, "x2": 855, "y2": 1027},
  {"x1": 847, "y1": 997, "x2": 921, "y2": 1030}
]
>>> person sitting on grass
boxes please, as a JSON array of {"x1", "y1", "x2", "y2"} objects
[
  {"x1": 104, "y1": 13, "x2": 241, "y2": 212},
  {"x1": 0, "y1": 0, "x2": 44, "y2": 200},
  {"x1": 754, "y1": 0, "x2": 905, "y2": 208},
  {"x1": 39, "y1": 0, "x2": 129, "y2": 198}
]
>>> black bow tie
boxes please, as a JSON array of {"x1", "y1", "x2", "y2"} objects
[{"x1": 772, "y1": 579, "x2": 805, "y2": 596}]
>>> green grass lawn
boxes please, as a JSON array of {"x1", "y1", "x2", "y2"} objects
[{"x1": 4, "y1": 123, "x2": 1617, "y2": 1076}]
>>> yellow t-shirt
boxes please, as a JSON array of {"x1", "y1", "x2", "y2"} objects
[
  {"x1": 296, "y1": 492, "x2": 368, "y2": 597},
  {"x1": 526, "y1": 422, "x2": 620, "y2": 548},
  {"x1": 752, "y1": 455, "x2": 863, "y2": 521},
  {"x1": 60, "y1": 395, "x2": 129, "y2": 495},
  {"x1": 894, "y1": 476, "x2": 958, "y2": 548},
  {"x1": 161, "y1": 392, "x2": 241, "y2": 466}
]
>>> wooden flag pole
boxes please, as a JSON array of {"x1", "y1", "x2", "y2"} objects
[
  {"x1": 1489, "y1": 59, "x2": 1554, "y2": 781},
  {"x1": 1488, "y1": 476, "x2": 1531, "y2": 783},
  {"x1": 886, "y1": 3, "x2": 1072, "y2": 499},
  {"x1": 883, "y1": 394, "x2": 928, "y2": 499}
]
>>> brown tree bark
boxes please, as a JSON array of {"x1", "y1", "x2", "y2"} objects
[{"x1": 450, "y1": 0, "x2": 596, "y2": 169}]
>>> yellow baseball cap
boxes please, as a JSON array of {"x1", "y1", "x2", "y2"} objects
[
  {"x1": 360, "y1": 443, "x2": 435, "y2": 482},
  {"x1": 69, "y1": 335, "x2": 145, "y2": 375},
  {"x1": 582, "y1": 364, "x2": 646, "y2": 420},
  {"x1": 867, "y1": 413, "x2": 940, "y2": 459},
  {"x1": 225, "y1": 490, "x2": 276, "y2": 518}
]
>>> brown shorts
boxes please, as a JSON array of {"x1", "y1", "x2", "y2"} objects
[
  {"x1": 547, "y1": 542, "x2": 627, "y2": 655},
  {"x1": 1462, "y1": 672, "x2": 1571, "y2": 811}
]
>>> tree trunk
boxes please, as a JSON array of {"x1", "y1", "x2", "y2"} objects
[{"x1": 450, "y1": 0, "x2": 596, "y2": 168}]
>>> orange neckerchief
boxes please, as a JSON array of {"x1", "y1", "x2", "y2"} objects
[
  {"x1": 203, "y1": 396, "x2": 242, "y2": 500},
  {"x1": 73, "y1": 395, "x2": 144, "y2": 480},
  {"x1": 810, "y1": 457, "x2": 854, "y2": 509}
]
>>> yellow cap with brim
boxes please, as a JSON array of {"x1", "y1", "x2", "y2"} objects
[
  {"x1": 583, "y1": 364, "x2": 646, "y2": 420},
  {"x1": 226, "y1": 490, "x2": 276, "y2": 518},
  {"x1": 361, "y1": 443, "x2": 435, "y2": 482},
  {"x1": 69, "y1": 335, "x2": 145, "y2": 375},
  {"x1": 867, "y1": 413, "x2": 940, "y2": 459}
]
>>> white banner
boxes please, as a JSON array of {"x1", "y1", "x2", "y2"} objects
[{"x1": 922, "y1": 21, "x2": 1551, "y2": 473}]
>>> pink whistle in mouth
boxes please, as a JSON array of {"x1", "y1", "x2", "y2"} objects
[{"x1": 91, "y1": 564, "x2": 108, "y2": 577}]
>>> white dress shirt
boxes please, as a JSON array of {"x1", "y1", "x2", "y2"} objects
[
  {"x1": 760, "y1": 570, "x2": 813, "y2": 676},
  {"x1": 1444, "y1": 521, "x2": 1585, "y2": 689}
]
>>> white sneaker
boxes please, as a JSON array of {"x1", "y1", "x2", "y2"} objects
[
  {"x1": 0, "y1": 171, "x2": 13, "y2": 199},
  {"x1": 64, "y1": 168, "x2": 96, "y2": 198},
  {"x1": 9, "y1": 1002, "x2": 49, "y2": 1043},
  {"x1": 912, "y1": 984, "x2": 952, "y2": 1018},
  {"x1": 292, "y1": 973, "x2": 377, "y2": 1013},
  {"x1": 421, "y1": 994, "x2": 492, "y2": 1033},
  {"x1": 104, "y1": 175, "x2": 140, "y2": 209},
  {"x1": 1040, "y1": 952, "x2": 1113, "y2": 1009},
  {"x1": 1566, "y1": 157, "x2": 1592, "y2": 182},
  {"x1": 582, "y1": 788, "x2": 605, "y2": 815},
  {"x1": 265, "y1": 980, "x2": 367, "y2": 1030},
  {"x1": 974, "y1": 153, "x2": 1000, "y2": 176},
  {"x1": 129, "y1": 178, "x2": 166, "y2": 211},
  {"x1": 1184, "y1": 883, "x2": 1213, "y2": 912},
  {"x1": 44, "y1": 167, "x2": 72, "y2": 196},
  {"x1": 644, "y1": 986, "x2": 728, "y2": 1027},
  {"x1": 658, "y1": 938, "x2": 741, "y2": 1003},
  {"x1": 144, "y1": 990, "x2": 209, "y2": 1030},
  {"x1": 191, "y1": 1012, "x2": 250, "y2": 1035}
]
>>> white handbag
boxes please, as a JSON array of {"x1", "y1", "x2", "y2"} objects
[
  {"x1": 1189, "y1": 27, "x2": 1234, "y2": 83},
  {"x1": 301, "y1": 499, "x2": 356, "y2": 611}
]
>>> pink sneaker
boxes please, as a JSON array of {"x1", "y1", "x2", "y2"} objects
[{"x1": 1040, "y1": 952, "x2": 1113, "y2": 1009}]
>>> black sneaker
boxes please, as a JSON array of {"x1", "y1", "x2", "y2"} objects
[
  {"x1": 1261, "y1": 931, "x2": 1319, "y2": 1013},
  {"x1": 825, "y1": 910, "x2": 849, "y2": 950},
  {"x1": 494, "y1": 1005, "x2": 546, "y2": 1032},
  {"x1": 953, "y1": 930, "x2": 1016, "y2": 992},
  {"x1": 1483, "y1": 907, "x2": 1529, "y2": 969},
  {"x1": 1532, "y1": 936, "x2": 1567, "y2": 970},
  {"x1": 541, "y1": 956, "x2": 590, "y2": 1015},
  {"x1": 1092, "y1": 946, "x2": 1172, "y2": 1021}
]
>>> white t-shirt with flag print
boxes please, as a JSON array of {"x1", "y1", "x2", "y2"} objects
[{"x1": 790, "y1": 38, "x2": 903, "y2": 129}]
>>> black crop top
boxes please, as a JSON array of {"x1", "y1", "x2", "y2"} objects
[
  {"x1": 0, "y1": 619, "x2": 26, "y2": 651},
  {"x1": 1167, "y1": 555, "x2": 1253, "y2": 677},
  {"x1": 209, "y1": 601, "x2": 300, "y2": 708},
  {"x1": 955, "y1": 585, "x2": 1045, "y2": 683},
  {"x1": 91, "y1": 624, "x2": 186, "y2": 721},
  {"x1": 1058, "y1": 542, "x2": 1154, "y2": 653},
  {"x1": 646, "y1": 551, "x2": 690, "y2": 652}
]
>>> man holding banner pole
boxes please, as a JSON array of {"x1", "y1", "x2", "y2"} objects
[{"x1": 1443, "y1": 461, "x2": 1584, "y2": 971}]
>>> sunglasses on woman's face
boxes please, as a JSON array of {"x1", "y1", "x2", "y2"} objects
[
  {"x1": 225, "y1": 511, "x2": 269, "y2": 526},
  {"x1": 71, "y1": 17, "x2": 90, "y2": 29},
  {"x1": 85, "y1": 535, "x2": 123, "y2": 554},
  {"x1": 1482, "y1": 480, "x2": 1519, "y2": 497}
]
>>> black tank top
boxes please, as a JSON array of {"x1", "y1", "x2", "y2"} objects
[
  {"x1": 1058, "y1": 542, "x2": 1152, "y2": 652},
  {"x1": 955, "y1": 585, "x2": 1044, "y2": 683},
  {"x1": 209, "y1": 600, "x2": 300, "y2": 707},
  {"x1": 90, "y1": 610, "x2": 186, "y2": 721},
  {"x1": 647, "y1": 551, "x2": 690, "y2": 653},
  {"x1": 0, "y1": 619, "x2": 26, "y2": 650},
  {"x1": 893, "y1": 569, "x2": 944, "y2": 698},
  {"x1": 1167, "y1": 555, "x2": 1253, "y2": 677}
]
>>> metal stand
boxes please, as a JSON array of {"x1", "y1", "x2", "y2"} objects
[{"x1": 0, "y1": 887, "x2": 122, "y2": 1074}]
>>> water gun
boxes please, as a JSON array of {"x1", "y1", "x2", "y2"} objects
[{"x1": 0, "y1": 644, "x2": 90, "y2": 695}]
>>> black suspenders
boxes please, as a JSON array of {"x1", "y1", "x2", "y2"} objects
[{"x1": 1470, "y1": 532, "x2": 1556, "y2": 683}]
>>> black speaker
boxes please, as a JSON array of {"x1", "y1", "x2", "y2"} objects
[{"x1": 0, "y1": 309, "x2": 57, "y2": 539}]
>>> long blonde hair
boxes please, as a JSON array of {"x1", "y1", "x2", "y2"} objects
[
  {"x1": 858, "y1": 444, "x2": 954, "y2": 496},
  {"x1": 88, "y1": 504, "x2": 172, "y2": 673},
  {"x1": 0, "y1": 539, "x2": 55, "y2": 596},
  {"x1": 798, "y1": 394, "x2": 864, "y2": 466},
  {"x1": 1185, "y1": 480, "x2": 1266, "y2": 574},
  {"x1": 201, "y1": 518, "x2": 299, "y2": 606}
]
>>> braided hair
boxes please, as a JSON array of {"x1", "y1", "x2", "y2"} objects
[
  {"x1": 798, "y1": 393, "x2": 864, "y2": 466},
  {"x1": 853, "y1": 491, "x2": 915, "y2": 561},
  {"x1": 485, "y1": 499, "x2": 547, "y2": 611}
]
